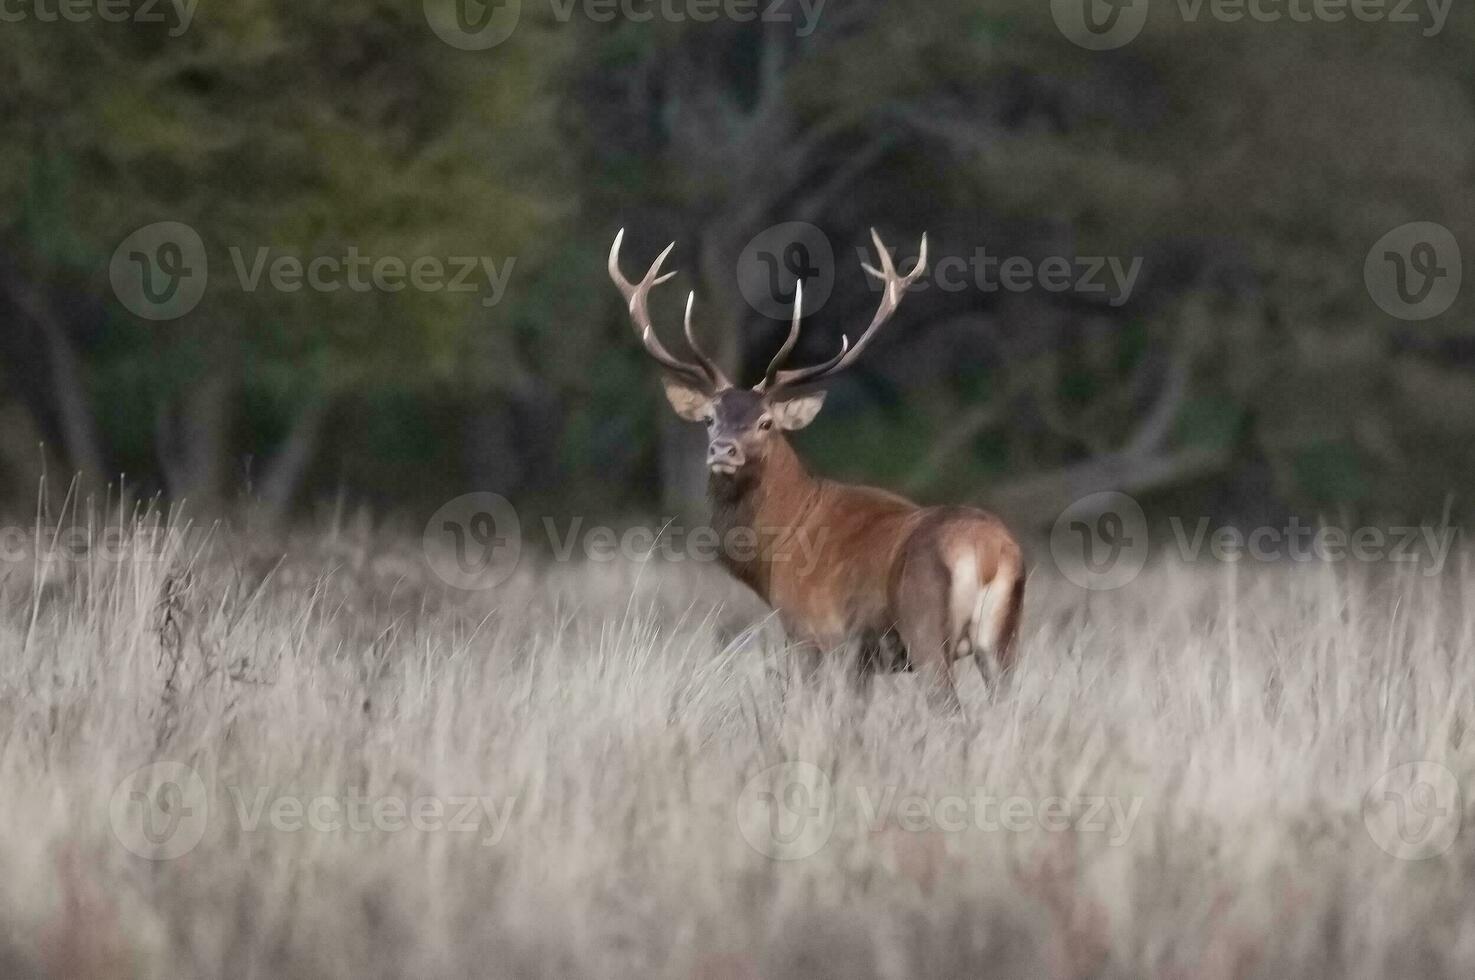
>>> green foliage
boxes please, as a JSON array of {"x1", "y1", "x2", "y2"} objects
[{"x1": 0, "y1": 1, "x2": 1471, "y2": 523}]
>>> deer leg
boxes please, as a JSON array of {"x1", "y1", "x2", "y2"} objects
[
  {"x1": 972, "y1": 559, "x2": 1025, "y2": 695},
  {"x1": 896, "y1": 562, "x2": 962, "y2": 714},
  {"x1": 995, "y1": 571, "x2": 1026, "y2": 673},
  {"x1": 848, "y1": 631, "x2": 884, "y2": 701},
  {"x1": 918, "y1": 659, "x2": 960, "y2": 712},
  {"x1": 787, "y1": 641, "x2": 824, "y2": 689}
]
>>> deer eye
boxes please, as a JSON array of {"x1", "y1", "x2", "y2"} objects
[{"x1": 758, "y1": 417, "x2": 773, "y2": 431}]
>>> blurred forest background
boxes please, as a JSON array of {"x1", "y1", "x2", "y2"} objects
[{"x1": 0, "y1": 0, "x2": 1472, "y2": 531}]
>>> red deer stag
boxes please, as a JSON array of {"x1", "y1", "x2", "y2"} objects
[{"x1": 609, "y1": 228, "x2": 1024, "y2": 707}]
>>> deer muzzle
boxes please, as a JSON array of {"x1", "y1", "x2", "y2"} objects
[{"x1": 707, "y1": 439, "x2": 744, "y2": 474}]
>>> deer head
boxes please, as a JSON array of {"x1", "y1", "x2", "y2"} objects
[{"x1": 608, "y1": 228, "x2": 928, "y2": 476}]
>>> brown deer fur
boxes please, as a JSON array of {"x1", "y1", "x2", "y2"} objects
[
  {"x1": 705, "y1": 391, "x2": 1024, "y2": 702},
  {"x1": 611, "y1": 228, "x2": 1025, "y2": 704}
]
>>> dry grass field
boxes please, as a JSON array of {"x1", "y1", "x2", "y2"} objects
[{"x1": 0, "y1": 511, "x2": 1470, "y2": 978}]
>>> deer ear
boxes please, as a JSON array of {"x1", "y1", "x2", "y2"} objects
[
  {"x1": 769, "y1": 391, "x2": 826, "y2": 430},
  {"x1": 660, "y1": 376, "x2": 713, "y2": 422}
]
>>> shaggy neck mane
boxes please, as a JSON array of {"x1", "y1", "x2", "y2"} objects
[{"x1": 708, "y1": 435, "x2": 818, "y2": 595}]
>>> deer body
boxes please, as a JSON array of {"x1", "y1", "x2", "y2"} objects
[
  {"x1": 710, "y1": 414, "x2": 1024, "y2": 695},
  {"x1": 610, "y1": 228, "x2": 1025, "y2": 703}
]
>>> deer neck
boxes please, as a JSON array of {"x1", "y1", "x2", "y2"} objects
[{"x1": 708, "y1": 436, "x2": 818, "y2": 595}]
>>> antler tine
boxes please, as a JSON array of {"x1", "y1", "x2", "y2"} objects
[
  {"x1": 607, "y1": 231, "x2": 677, "y2": 297},
  {"x1": 767, "y1": 230, "x2": 927, "y2": 391},
  {"x1": 684, "y1": 292, "x2": 732, "y2": 389},
  {"x1": 859, "y1": 226, "x2": 898, "y2": 281},
  {"x1": 608, "y1": 230, "x2": 721, "y2": 389},
  {"x1": 755, "y1": 279, "x2": 805, "y2": 392}
]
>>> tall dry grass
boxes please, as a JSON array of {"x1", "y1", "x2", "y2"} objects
[{"x1": 0, "y1": 510, "x2": 1469, "y2": 978}]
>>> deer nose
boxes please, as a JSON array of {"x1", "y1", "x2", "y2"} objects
[{"x1": 707, "y1": 440, "x2": 744, "y2": 467}]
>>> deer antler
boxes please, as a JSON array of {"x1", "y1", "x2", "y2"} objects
[
  {"x1": 756, "y1": 280, "x2": 806, "y2": 392},
  {"x1": 608, "y1": 229, "x2": 730, "y2": 390},
  {"x1": 761, "y1": 229, "x2": 927, "y2": 392}
]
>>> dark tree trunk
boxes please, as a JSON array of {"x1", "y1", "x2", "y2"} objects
[
  {"x1": 0, "y1": 254, "x2": 106, "y2": 489},
  {"x1": 156, "y1": 375, "x2": 233, "y2": 514},
  {"x1": 255, "y1": 396, "x2": 330, "y2": 523}
]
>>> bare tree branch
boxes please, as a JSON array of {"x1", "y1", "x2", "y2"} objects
[
  {"x1": 985, "y1": 446, "x2": 1228, "y2": 528},
  {"x1": 983, "y1": 343, "x2": 1207, "y2": 526}
]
